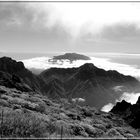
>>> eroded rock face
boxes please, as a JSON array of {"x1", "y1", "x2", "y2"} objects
[
  {"x1": 111, "y1": 96, "x2": 140, "y2": 128},
  {"x1": 111, "y1": 100, "x2": 131, "y2": 114}
]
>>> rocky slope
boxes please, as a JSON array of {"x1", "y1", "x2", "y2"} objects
[
  {"x1": 0, "y1": 85, "x2": 139, "y2": 138},
  {"x1": 0, "y1": 57, "x2": 45, "y2": 93},
  {"x1": 40, "y1": 63, "x2": 140, "y2": 108}
]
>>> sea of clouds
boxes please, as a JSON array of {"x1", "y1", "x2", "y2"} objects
[
  {"x1": 101, "y1": 92, "x2": 140, "y2": 112},
  {"x1": 21, "y1": 56, "x2": 140, "y2": 78},
  {"x1": 21, "y1": 55, "x2": 140, "y2": 112}
]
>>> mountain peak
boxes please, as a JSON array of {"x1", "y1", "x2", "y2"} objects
[
  {"x1": 76, "y1": 63, "x2": 97, "y2": 80},
  {"x1": 79, "y1": 63, "x2": 96, "y2": 70},
  {"x1": 111, "y1": 100, "x2": 131, "y2": 114},
  {"x1": 0, "y1": 56, "x2": 25, "y2": 73}
]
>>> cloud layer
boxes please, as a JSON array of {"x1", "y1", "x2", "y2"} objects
[
  {"x1": 101, "y1": 103, "x2": 114, "y2": 112},
  {"x1": 1, "y1": 2, "x2": 140, "y2": 53},
  {"x1": 102, "y1": 92, "x2": 140, "y2": 112},
  {"x1": 118, "y1": 92, "x2": 140, "y2": 104},
  {"x1": 21, "y1": 54, "x2": 140, "y2": 79}
]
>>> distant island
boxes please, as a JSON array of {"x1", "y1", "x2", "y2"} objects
[{"x1": 52, "y1": 53, "x2": 91, "y2": 62}]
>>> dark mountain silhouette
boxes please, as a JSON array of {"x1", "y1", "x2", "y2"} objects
[
  {"x1": 40, "y1": 63, "x2": 140, "y2": 108},
  {"x1": 111, "y1": 97, "x2": 140, "y2": 128},
  {"x1": 52, "y1": 53, "x2": 90, "y2": 62},
  {"x1": 0, "y1": 56, "x2": 140, "y2": 109},
  {"x1": 0, "y1": 57, "x2": 44, "y2": 93},
  {"x1": 0, "y1": 57, "x2": 67, "y2": 98},
  {"x1": 0, "y1": 71, "x2": 32, "y2": 92}
]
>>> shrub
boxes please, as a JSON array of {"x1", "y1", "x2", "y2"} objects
[
  {"x1": 66, "y1": 112, "x2": 80, "y2": 120},
  {"x1": 93, "y1": 123, "x2": 106, "y2": 132},
  {"x1": 0, "y1": 111, "x2": 48, "y2": 138},
  {"x1": 81, "y1": 107, "x2": 93, "y2": 117},
  {"x1": 26, "y1": 96, "x2": 42, "y2": 103},
  {"x1": 105, "y1": 128, "x2": 124, "y2": 138},
  {"x1": 54, "y1": 120, "x2": 72, "y2": 137},
  {"x1": 70, "y1": 123, "x2": 88, "y2": 137},
  {"x1": 80, "y1": 122, "x2": 104, "y2": 137},
  {"x1": 0, "y1": 99, "x2": 10, "y2": 107},
  {"x1": 35, "y1": 102, "x2": 46, "y2": 113},
  {"x1": 22, "y1": 101, "x2": 46, "y2": 113}
]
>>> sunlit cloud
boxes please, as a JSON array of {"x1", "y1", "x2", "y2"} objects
[
  {"x1": 21, "y1": 55, "x2": 140, "y2": 79},
  {"x1": 2, "y1": 3, "x2": 140, "y2": 36},
  {"x1": 118, "y1": 92, "x2": 140, "y2": 104},
  {"x1": 101, "y1": 103, "x2": 114, "y2": 112},
  {"x1": 101, "y1": 92, "x2": 140, "y2": 112},
  {"x1": 112, "y1": 86, "x2": 123, "y2": 92},
  {"x1": 26, "y1": 3, "x2": 140, "y2": 37}
]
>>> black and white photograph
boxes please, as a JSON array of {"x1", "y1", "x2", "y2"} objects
[{"x1": 1, "y1": 0, "x2": 140, "y2": 139}]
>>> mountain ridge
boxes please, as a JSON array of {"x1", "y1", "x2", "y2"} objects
[
  {"x1": 1, "y1": 56, "x2": 140, "y2": 138},
  {"x1": 40, "y1": 63, "x2": 140, "y2": 108},
  {"x1": 0, "y1": 56, "x2": 140, "y2": 109}
]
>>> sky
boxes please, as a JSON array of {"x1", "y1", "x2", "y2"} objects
[{"x1": 1, "y1": 2, "x2": 140, "y2": 53}]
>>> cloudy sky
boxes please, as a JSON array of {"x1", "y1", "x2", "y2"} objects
[{"x1": 1, "y1": 2, "x2": 140, "y2": 53}]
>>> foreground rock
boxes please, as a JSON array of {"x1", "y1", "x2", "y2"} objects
[{"x1": 111, "y1": 96, "x2": 140, "y2": 128}]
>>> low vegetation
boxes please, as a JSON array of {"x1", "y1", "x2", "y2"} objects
[{"x1": 0, "y1": 85, "x2": 139, "y2": 138}]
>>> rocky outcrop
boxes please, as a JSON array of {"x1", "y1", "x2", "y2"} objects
[
  {"x1": 111, "y1": 96, "x2": 140, "y2": 128},
  {"x1": 111, "y1": 100, "x2": 131, "y2": 115}
]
